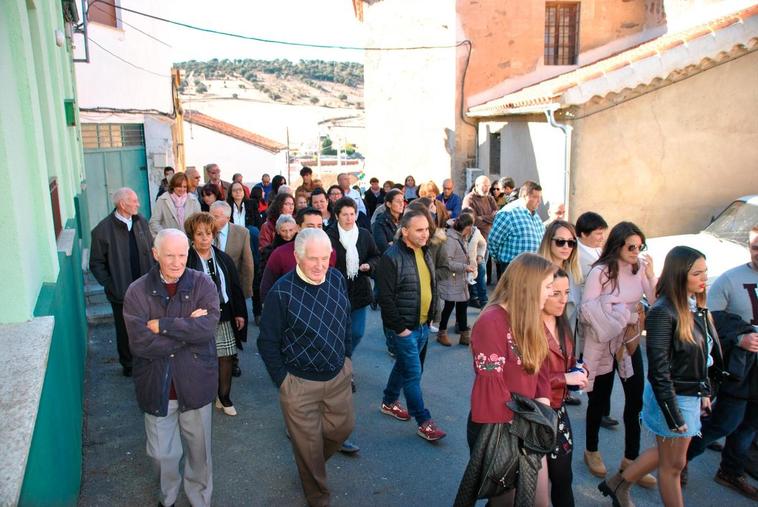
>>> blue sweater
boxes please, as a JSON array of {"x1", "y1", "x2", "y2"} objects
[{"x1": 258, "y1": 268, "x2": 352, "y2": 387}]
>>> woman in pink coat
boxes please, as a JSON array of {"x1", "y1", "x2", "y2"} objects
[{"x1": 580, "y1": 221, "x2": 658, "y2": 487}]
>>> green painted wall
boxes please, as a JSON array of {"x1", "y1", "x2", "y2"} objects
[
  {"x1": 1, "y1": 1, "x2": 89, "y2": 503},
  {"x1": 0, "y1": 0, "x2": 85, "y2": 324},
  {"x1": 20, "y1": 220, "x2": 88, "y2": 507}
]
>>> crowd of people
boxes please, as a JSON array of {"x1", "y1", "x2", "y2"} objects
[{"x1": 87, "y1": 164, "x2": 758, "y2": 507}]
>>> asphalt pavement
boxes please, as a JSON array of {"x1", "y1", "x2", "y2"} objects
[{"x1": 79, "y1": 305, "x2": 757, "y2": 506}]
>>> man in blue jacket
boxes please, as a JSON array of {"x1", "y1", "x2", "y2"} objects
[{"x1": 123, "y1": 228, "x2": 220, "y2": 507}]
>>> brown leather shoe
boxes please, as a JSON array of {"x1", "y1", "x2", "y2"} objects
[
  {"x1": 714, "y1": 469, "x2": 758, "y2": 500},
  {"x1": 459, "y1": 329, "x2": 471, "y2": 345},
  {"x1": 437, "y1": 330, "x2": 452, "y2": 346},
  {"x1": 621, "y1": 457, "x2": 657, "y2": 489},
  {"x1": 585, "y1": 450, "x2": 607, "y2": 478}
]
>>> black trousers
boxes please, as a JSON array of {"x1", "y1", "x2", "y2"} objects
[
  {"x1": 439, "y1": 300, "x2": 469, "y2": 332},
  {"x1": 586, "y1": 346, "x2": 644, "y2": 460},
  {"x1": 110, "y1": 302, "x2": 132, "y2": 368},
  {"x1": 496, "y1": 261, "x2": 509, "y2": 281},
  {"x1": 548, "y1": 451, "x2": 574, "y2": 507}
]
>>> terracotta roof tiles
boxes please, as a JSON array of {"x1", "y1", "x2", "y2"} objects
[{"x1": 183, "y1": 109, "x2": 286, "y2": 152}]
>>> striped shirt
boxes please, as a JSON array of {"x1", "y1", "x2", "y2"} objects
[{"x1": 487, "y1": 200, "x2": 545, "y2": 263}]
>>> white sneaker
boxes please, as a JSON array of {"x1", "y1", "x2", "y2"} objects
[{"x1": 429, "y1": 322, "x2": 439, "y2": 333}]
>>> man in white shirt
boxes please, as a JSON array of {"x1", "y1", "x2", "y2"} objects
[
  {"x1": 338, "y1": 172, "x2": 367, "y2": 215},
  {"x1": 576, "y1": 211, "x2": 608, "y2": 280}
]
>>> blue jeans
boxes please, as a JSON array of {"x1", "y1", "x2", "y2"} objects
[
  {"x1": 351, "y1": 306, "x2": 367, "y2": 351},
  {"x1": 382, "y1": 325, "x2": 431, "y2": 425},
  {"x1": 474, "y1": 262, "x2": 487, "y2": 303},
  {"x1": 688, "y1": 395, "x2": 758, "y2": 476}
]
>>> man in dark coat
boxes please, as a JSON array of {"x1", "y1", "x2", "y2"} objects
[
  {"x1": 89, "y1": 187, "x2": 154, "y2": 376},
  {"x1": 377, "y1": 208, "x2": 446, "y2": 442},
  {"x1": 123, "y1": 228, "x2": 220, "y2": 507}
]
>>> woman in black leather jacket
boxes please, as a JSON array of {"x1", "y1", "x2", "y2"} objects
[{"x1": 600, "y1": 246, "x2": 723, "y2": 507}]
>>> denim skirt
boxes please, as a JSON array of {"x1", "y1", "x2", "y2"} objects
[{"x1": 641, "y1": 381, "x2": 701, "y2": 438}]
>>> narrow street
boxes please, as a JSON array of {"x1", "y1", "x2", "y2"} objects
[{"x1": 79, "y1": 306, "x2": 755, "y2": 507}]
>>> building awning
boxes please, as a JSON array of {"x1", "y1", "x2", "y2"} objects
[
  {"x1": 184, "y1": 109, "x2": 286, "y2": 153},
  {"x1": 468, "y1": 4, "x2": 758, "y2": 118}
]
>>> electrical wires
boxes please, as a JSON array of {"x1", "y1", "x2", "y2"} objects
[
  {"x1": 88, "y1": 37, "x2": 172, "y2": 78},
  {"x1": 88, "y1": 0, "x2": 470, "y2": 52}
]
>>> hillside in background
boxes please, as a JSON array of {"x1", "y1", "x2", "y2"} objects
[{"x1": 175, "y1": 58, "x2": 364, "y2": 108}]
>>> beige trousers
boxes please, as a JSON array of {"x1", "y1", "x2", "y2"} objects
[{"x1": 279, "y1": 360, "x2": 355, "y2": 507}]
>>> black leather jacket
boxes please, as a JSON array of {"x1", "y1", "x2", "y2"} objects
[
  {"x1": 376, "y1": 239, "x2": 436, "y2": 334},
  {"x1": 646, "y1": 296, "x2": 724, "y2": 429}
]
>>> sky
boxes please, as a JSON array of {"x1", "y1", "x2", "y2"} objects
[{"x1": 126, "y1": 0, "x2": 366, "y2": 64}]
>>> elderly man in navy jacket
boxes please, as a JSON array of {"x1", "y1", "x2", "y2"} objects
[{"x1": 124, "y1": 228, "x2": 220, "y2": 507}]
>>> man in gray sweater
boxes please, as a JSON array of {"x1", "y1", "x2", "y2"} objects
[{"x1": 687, "y1": 225, "x2": 758, "y2": 499}]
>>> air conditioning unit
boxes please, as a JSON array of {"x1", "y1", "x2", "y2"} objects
[{"x1": 465, "y1": 167, "x2": 483, "y2": 192}]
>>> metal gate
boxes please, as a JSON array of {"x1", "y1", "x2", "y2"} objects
[{"x1": 82, "y1": 123, "x2": 151, "y2": 227}]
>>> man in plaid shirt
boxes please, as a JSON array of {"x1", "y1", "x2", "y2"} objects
[{"x1": 488, "y1": 180, "x2": 560, "y2": 278}]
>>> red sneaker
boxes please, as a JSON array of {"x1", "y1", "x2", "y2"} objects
[
  {"x1": 381, "y1": 401, "x2": 411, "y2": 421},
  {"x1": 417, "y1": 419, "x2": 446, "y2": 442}
]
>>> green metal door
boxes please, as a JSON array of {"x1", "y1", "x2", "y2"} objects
[{"x1": 82, "y1": 124, "x2": 151, "y2": 228}]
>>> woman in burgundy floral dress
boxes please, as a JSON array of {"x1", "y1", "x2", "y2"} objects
[{"x1": 468, "y1": 252, "x2": 558, "y2": 506}]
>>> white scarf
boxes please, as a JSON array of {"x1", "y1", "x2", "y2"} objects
[{"x1": 338, "y1": 223, "x2": 360, "y2": 280}]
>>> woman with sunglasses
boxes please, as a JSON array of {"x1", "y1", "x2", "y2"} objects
[
  {"x1": 580, "y1": 221, "x2": 658, "y2": 487},
  {"x1": 538, "y1": 220, "x2": 583, "y2": 330},
  {"x1": 538, "y1": 221, "x2": 584, "y2": 407},
  {"x1": 599, "y1": 246, "x2": 722, "y2": 507},
  {"x1": 543, "y1": 269, "x2": 588, "y2": 507}
]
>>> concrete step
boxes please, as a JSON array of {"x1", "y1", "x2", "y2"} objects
[
  {"x1": 86, "y1": 303, "x2": 113, "y2": 325},
  {"x1": 84, "y1": 282, "x2": 109, "y2": 306}
]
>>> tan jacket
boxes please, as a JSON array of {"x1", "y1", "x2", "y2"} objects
[
  {"x1": 223, "y1": 223, "x2": 254, "y2": 298},
  {"x1": 149, "y1": 192, "x2": 201, "y2": 235}
]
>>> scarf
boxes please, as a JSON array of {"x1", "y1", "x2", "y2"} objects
[
  {"x1": 169, "y1": 192, "x2": 188, "y2": 225},
  {"x1": 338, "y1": 223, "x2": 360, "y2": 280}
]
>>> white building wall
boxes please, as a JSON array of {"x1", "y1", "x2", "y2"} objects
[
  {"x1": 362, "y1": 0, "x2": 457, "y2": 187},
  {"x1": 479, "y1": 119, "x2": 566, "y2": 218},
  {"x1": 183, "y1": 123, "x2": 288, "y2": 186},
  {"x1": 74, "y1": 0, "x2": 173, "y2": 113},
  {"x1": 74, "y1": 1, "x2": 176, "y2": 204}
]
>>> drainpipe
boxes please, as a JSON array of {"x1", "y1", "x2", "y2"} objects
[{"x1": 545, "y1": 106, "x2": 572, "y2": 218}]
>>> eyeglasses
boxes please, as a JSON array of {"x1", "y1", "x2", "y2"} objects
[
  {"x1": 552, "y1": 238, "x2": 576, "y2": 248},
  {"x1": 625, "y1": 243, "x2": 648, "y2": 252}
]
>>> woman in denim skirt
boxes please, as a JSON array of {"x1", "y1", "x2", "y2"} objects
[{"x1": 599, "y1": 246, "x2": 723, "y2": 507}]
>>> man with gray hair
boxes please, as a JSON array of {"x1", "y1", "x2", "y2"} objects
[
  {"x1": 123, "y1": 229, "x2": 220, "y2": 507},
  {"x1": 185, "y1": 166, "x2": 203, "y2": 199},
  {"x1": 209, "y1": 200, "x2": 252, "y2": 377},
  {"x1": 258, "y1": 228, "x2": 354, "y2": 507},
  {"x1": 89, "y1": 187, "x2": 154, "y2": 376}
]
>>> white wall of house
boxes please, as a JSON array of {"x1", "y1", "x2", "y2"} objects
[
  {"x1": 74, "y1": 0, "x2": 173, "y2": 113},
  {"x1": 571, "y1": 50, "x2": 758, "y2": 236},
  {"x1": 362, "y1": 0, "x2": 457, "y2": 187},
  {"x1": 183, "y1": 122, "x2": 287, "y2": 186},
  {"x1": 478, "y1": 119, "x2": 567, "y2": 217},
  {"x1": 74, "y1": 1, "x2": 176, "y2": 208}
]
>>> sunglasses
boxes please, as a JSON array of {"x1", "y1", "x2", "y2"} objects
[
  {"x1": 552, "y1": 238, "x2": 576, "y2": 248},
  {"x1": 625, "y1": 243, "x2": 648, "y2": 252}
]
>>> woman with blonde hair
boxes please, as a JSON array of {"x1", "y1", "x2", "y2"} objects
[
  {"x1": 417, "y1": 180, "x2": 441, "y2": 199},
  {"x1": 538, "y1": 220, "x2": 583, "y2": 326},
  {"x1": 466, "y1": 252, "x2": 557, "y2": 506}
]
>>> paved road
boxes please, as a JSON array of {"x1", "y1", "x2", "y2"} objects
[{"x1": 79, "y1": 306, "x2": 756, "y2": 506}]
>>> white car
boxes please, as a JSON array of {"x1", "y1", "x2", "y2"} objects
[{"x1": 646, "y1": 195, "x2": 758, "y2": 284}]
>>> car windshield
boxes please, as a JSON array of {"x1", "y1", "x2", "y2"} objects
[{"x1": 705, "y1": 200, "x2": 758, "y2": 244}]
